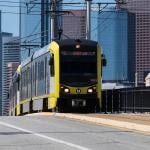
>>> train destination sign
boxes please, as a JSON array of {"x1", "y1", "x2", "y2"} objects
[{"x1": 61, "y1": 51, "x2": 96, "y2": 56}]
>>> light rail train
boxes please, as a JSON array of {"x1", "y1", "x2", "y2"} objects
[{"x1": 9, "y1": 39, "x2": 106, "y2": 115}]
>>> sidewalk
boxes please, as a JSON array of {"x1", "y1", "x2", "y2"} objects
[
  {"x1": 55, "y1": 113, "x2": 150, "y2": 134},
  {"x1": 84, "y1": 113, "x2": 150, "y2": 126}
]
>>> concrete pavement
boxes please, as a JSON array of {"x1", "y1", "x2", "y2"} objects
[
  {"x1": 0, "y1": 116, "x2": 150, "y2": 150},
  {"x1": 55, "y1": 113, "x2": 150, "y2": 134},
  {"x1": 27, "y1": 112, "x2": 150, "y2": 134}
]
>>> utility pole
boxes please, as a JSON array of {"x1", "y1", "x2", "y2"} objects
[
  {"x1": 20, "y1": 44, "x2": 40, "y2": 57},
  {"x1": 50, "y1": 0, "x2": 56, "y2": 41},
  {"x1": 86, "y1": 0, "x2": 92, "y2": 40},
  {"x1": 47, "y1": 0, "x2": 71, "y2": 41}
]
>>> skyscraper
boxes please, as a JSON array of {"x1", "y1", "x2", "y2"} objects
[
  {"x1": 91, "y1": 9, "x2": 128, "y2": 83},
  {"x1": 117, "y1": 0, "x2": 150, "y2": 85},
  {"x1": 1, "y1": 33, "x2": 20, "y2": 115},
  {"x1": 20, "y1": 0, "x2": 51, "y2": 60},
  {"x1": 20, "y1": 0, "x2": 63, "y2": 60},
  {"x1": 0, "y1": 11, "x2": 2, "y2": 115},
  {"x1": 62, "y1": 10, "x2": 86, "y2": 39},
  {"x1": 7, "y1": 62, "x2": 19, "y2": 116}
]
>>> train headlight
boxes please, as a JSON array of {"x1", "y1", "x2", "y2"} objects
[
  {"x1": 64, "y1": 88, "x2": 70, "y2": 93},
  {"x1": 87, "y1": 86, "x2": 96, "y2": 93},
  {"x1": 87, "y1": 88, "x2": 93, "y2": 93}
]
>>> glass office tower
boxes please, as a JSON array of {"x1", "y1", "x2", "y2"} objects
[
  {"x1": 1, "y1": 33, "x2": 20, "y2": 116},
  {"x1": 20, "y1": 0, "x2": 51, "y2": 60},
  {"x1": 0, "y1": 11, "x2": 2, "y2": 115},
  {"x1": 91, "y1": 9, "x2": 128, "y2": 83},
  {"x1": 118, "y1": 0, "x2": 150, "y2": 85}
]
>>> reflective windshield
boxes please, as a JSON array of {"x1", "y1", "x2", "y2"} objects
[{"x1": 60, "y1": 48, "x2": 97, "y2": 86}]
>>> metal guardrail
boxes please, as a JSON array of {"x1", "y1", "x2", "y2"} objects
[{"x1": 102, "y1": 87, "x2": 150, "y2": 113}]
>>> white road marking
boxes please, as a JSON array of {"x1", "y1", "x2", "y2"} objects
[{"x1": 0, "y1": 121, "x2": 91, "y2": 150}]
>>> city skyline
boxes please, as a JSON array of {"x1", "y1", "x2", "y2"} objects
[{"x1": 0, "y1": 0, "x2": 115, "y2": 36}]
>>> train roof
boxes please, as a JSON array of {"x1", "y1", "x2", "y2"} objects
[
  {"x1": 20, "y1": 39, "x2": 98, "y2": 67},
  {"x1": 56, "y1": 39, "x2": 98, "y2": 47},
  {"x1": 33, "y1": 44, "x2": 50, "y2": 60},
  {"x1": 21, "y1": 55, "x2": 32, "y2": 67},
  {"x1": 21, "y1": 44, "x2": 50, "y2": 67}
]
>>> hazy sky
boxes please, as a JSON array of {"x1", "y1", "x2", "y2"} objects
[{"x1": 0, "y1": 0, "x2": 115, "y2": 36}]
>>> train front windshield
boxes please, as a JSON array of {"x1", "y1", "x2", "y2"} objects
[{"x1": 60, "y1": 46, "x2": 97, "y2": 86}]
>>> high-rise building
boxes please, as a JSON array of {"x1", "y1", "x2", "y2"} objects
[
  {"x1": 20, "y1": 0, "x2": 63, "y2": 61},
  {"x1": 0, "y1": 11, "x2": 2, "y2": 115},
  {"x1": 20, "y1": 0, "x2": 51, "y2": 60},
  {"x1": 1, "y1": 33, "x2": 20, "y2": 115},
  {"x1": 91, "y1": 9, "x2": 128, "y2": 83},
  {"x1": 62, "y1": 10, "x2": 86, "y2": 39},
  {"x1": 117, "y1": 0, "x2": 150, "y2": 85},
  {"x1": 6, "y1": 62, "x2": 19, "y2": 116}
]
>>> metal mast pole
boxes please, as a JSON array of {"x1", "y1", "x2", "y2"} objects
[
  {"x1": 86, "y1": 0, "x2": 92, "y2": 40},
  {"x1": 51, "y1": 0, "x2": 56, "y2": 41}
]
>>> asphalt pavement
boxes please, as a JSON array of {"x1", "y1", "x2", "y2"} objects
[{"x1": 0, "y1": 116, "x2": 149, "y2": 150}]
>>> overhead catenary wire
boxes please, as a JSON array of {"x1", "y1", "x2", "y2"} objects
[
  {"x1": 6, "y1": 29, "x2": 50, "y2": 43},
  {"x1": 0, "y1": 0, "x2": 129, "y2": 16},
  {"x1": 0, "y1": 1, "x2": 124, "y2": 9},
  {"x1": 1, "y1": 0, "x2": 129, "y2": 45}
]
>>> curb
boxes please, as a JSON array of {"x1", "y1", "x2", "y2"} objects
[
  {"x1": 25, "y1": 112, "x2": 55, "y2": 116},
  {"x1": 55, "y1": 113, "x2": 150, "y2": 134}
]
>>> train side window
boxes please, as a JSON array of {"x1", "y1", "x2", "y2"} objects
[
  {"x1": 39, "y1": 61, "x2": 41, "y2": 80},
  {"x1": 38, "y1": 61, "x2": 41, "y2": 80},
  {"x1": 25, "y1": 70, "x2": 27, "y2": 86},
  {"x1": 23, "y1": 71, "x2": 25, "y2": 87},
  {"x1": 28, "y1": 67, "x2": 31, "y2": 83},
  {"x1": 45, "y1": 57, "x2": 47, "y2": 79},
  {"x1": 21, "y1": 72, "x2": 24, "y2": 87},
  {"x1": 34, "y1": 63, "x2": 35, "y2": 82},
  {"x1": 32, "y1": 64, "x2": 34, "y2": 83},
  {"x1": 40, "y1": 61, "x2": 43, "y2": 80},
  {"x1": 27, "y1": 68, "x2": 29, "y2": 83},
  {"x1": 26, "y1": 69, "x2": 28, "y2": 86},
  {"x1": 35, "y1": 62, "x2": 37, "y2": 81},
  {"x1": 49, "y1": 54, "x2": 54, "y2": 77},
  {"x1": 42, "y1": 61, "x2": 44, "y2": 80},
  {"x1": 24, "y1": 70, "x2": 26, "y2": 87},
  {"x1": 41, "y1": 60, "x2": 44, "y2": 80}
]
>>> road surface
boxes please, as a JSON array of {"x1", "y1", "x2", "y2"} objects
[{"x1": 0, "y1": 115, "x2": 149, "y2": 150}]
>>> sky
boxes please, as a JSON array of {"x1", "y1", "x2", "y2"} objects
[
  {"x1": 0, "y1": 0, "x2": 115, "y2": 36},
  {"x1": 0, "y1": 0, "x2": 19, "y2": 36}
]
